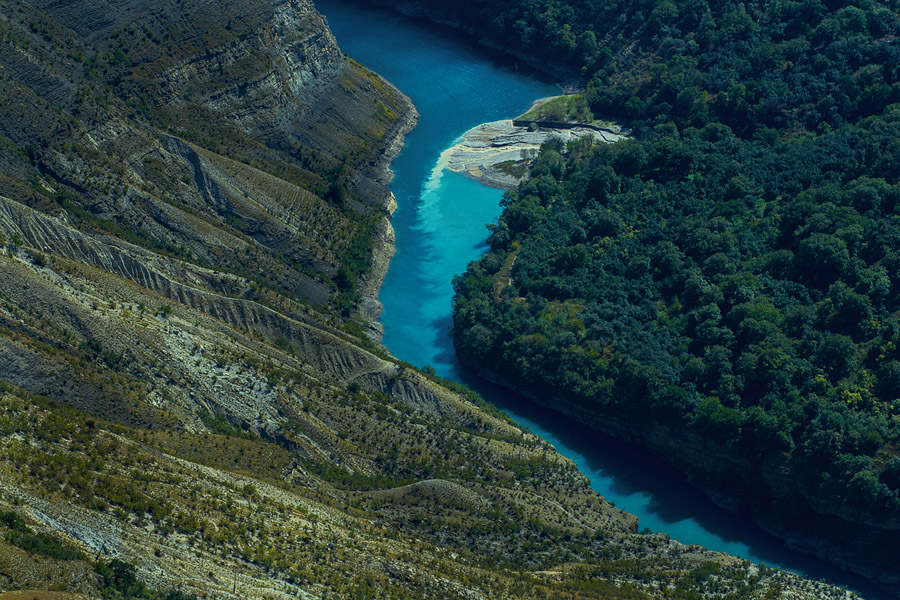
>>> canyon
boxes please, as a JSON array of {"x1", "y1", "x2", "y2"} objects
[{"x1": 0, "y1": 0, "x2": 874, "y2": 598}]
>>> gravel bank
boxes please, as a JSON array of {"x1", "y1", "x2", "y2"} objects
[{"x1": 441, "y1": 119, "x2": 627, "y2": 189}]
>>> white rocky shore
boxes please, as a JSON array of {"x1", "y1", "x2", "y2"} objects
[{"x1": 441, "y1": 118, "x2": 628, "y2": 190}]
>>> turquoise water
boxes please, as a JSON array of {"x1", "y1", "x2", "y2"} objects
[
  {"x1": 316, "y1": 0, "x2": 557, "y2": 365},
  {"x1": 315, "y1": 1, "x2": 888, "y2": 597}
]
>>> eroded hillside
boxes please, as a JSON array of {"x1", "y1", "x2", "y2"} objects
[{"x1": 0, "y1": 0, "x2": 415, "y2": 323}]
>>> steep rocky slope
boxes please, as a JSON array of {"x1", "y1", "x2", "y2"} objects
[
  {"x1": 0, "y1": 0, "x2": 415, "y2": 322},
  {"x1": 0, "y1": 0, "x2": 864, "y2": 598},
  {"x1": 0, "y1": 200, "x2": 854, "y2": 598}
]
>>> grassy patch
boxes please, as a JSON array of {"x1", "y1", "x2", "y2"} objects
[
  {"x1": 1, "y1": 512, "x2": 85, "y2": 561},
  {"x1": 494, "y1": 160, "x2": 529, "y2": 178},
  {"x1": 520, "y1": 94, "x2": 593, "y2": 123},
  {"x1": 146, "y1": 430, "x2": 293, "y2": 484}
]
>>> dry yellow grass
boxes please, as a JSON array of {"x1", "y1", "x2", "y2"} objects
[{"x1": 0, "y1": 592, "x2": 89, "y2": 600}]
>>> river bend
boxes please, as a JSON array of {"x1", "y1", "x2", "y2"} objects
[{"x1": 314, "y1": 1, "x2": 887, "y2": 597}]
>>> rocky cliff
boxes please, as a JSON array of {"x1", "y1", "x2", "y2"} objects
[{"x1": 0, "y1": 0, "x2": 415, "y2": 315}]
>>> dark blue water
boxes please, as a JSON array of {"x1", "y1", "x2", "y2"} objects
[{"x1": 315, "y1": 1, "x2": 891, "y2": 597}]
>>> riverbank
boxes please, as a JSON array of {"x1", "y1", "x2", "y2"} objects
[
  {"x1": 441, "y1": 115, "x2": 627, "y2": 190},
  {"x1": 358, "y1": 87, "x2": 419, "y2": 342}
]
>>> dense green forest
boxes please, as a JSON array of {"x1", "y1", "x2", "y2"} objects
[{"x1": 449, "y1": 0, "x2": 900, "y2": 530}]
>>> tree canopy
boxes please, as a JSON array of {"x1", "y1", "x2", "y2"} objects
[{"x1": 450, "y1": 0, "x2": 900, "y2": 523}]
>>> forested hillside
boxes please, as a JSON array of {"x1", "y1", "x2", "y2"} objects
[
  {"x1": 441, "y1": 0, "x2": 900, "y2": 584},
  {"x1": 379, "y1": 0, "x2": 900, "y2": 132}
]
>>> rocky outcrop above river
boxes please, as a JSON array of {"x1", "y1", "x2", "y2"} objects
[
  {"x1": 0, "y1": 0, "x2": 427, "y2": 427},
  {"x1": 442, "y1": 117, "x2": 626, "y2": 190}
]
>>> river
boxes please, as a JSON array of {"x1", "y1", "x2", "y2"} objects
[{"x1": 314, "y1": 1, "x2": 889, "y2": 597}]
